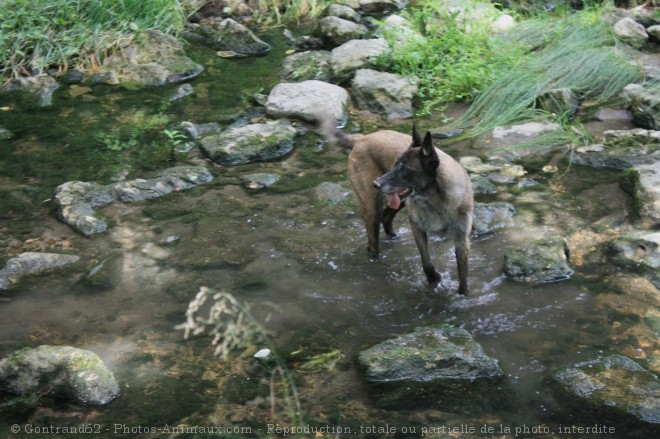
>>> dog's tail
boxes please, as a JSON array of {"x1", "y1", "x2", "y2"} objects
[{"x1": 316, "y1": 114, "x2": 354, "y2": 150}]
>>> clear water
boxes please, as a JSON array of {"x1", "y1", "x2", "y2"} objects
[{"x1": 0, "y1": 31, "x2": 655, "y2": 439}]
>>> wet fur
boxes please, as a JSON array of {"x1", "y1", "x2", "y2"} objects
[{"x1": 320, "y1": 118, "x2": 474, "y2": 294}]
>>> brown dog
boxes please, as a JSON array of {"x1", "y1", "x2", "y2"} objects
[{"x1": 321, "y1": 120, "x2": 474, "y2": 294}]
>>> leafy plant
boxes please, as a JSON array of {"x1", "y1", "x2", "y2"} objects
[
  {"x1": 176, "y1": 287, "x2": 304, "y2": 426},
  {"x1": 161, "y1": 129, "x2": 188, "y2": 148}
]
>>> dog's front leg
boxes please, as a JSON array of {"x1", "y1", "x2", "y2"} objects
[{"x1": 410, "y1": 219, "x2": 440, "y2": 286}]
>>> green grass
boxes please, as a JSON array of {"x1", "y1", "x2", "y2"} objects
[
  {"x1": 376, "y1": 0, "x2": 522, "y2": 116},
  {"x1": 254, "y1": 0, "x2": 327, "y2": 27},
  {"x1": 0, "y1": 0, "x2": 188, "y2": 80}
]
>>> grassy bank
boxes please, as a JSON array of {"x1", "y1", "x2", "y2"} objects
[{"x1": 0, "y1": 0, "x2": 192, "y2": 80}]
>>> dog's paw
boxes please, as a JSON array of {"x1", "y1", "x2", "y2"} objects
[{"x1": 424, "y1": 267, "x2": 441, "y2": 287}]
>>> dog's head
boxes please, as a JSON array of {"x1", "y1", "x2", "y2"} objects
[{"x1": 373, "y1": 123, "x2": 440, "y2": 210}]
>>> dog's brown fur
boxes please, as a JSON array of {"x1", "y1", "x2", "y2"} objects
[{"x1": 321, "y1": 118, "x2": 474, "y2": 294}]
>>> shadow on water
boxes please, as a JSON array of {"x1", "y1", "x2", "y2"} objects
[{"x1": 0, "y1": 30, "x2": 655, "y2": 439}]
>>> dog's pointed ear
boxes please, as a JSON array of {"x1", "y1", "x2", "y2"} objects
[
  {"x1": 420, "y1": 131, "x2": 439, "y2": 171},
  {"x1": 412, "y1": 122, "x2": 423, "y2": 148}
]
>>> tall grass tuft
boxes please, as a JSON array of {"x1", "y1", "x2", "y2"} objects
[
  {"x1": 0, "y1": 0, "x2": 188, "y2": 80},
  {"x1": 456, "y1": 8, "x2": 643, "y2": 137}
]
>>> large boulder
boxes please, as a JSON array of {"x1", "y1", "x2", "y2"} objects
[
  {"x1": 0, "y1": 252, "x2": 80, "y2": 291},
  {"x1": 183, "y1": 18, "x2": 270, "y2": 56},
  {"x1": 200, "y1": 119, "x2": 298, "y2": 165},
  {"x1": 350, "y1": 69, "x2": 418, "y2": 119},
  {"x1": 358, "y1": 325, "x2": 503, "y2": 409},
  {"x1": 280, "y1": 51, "x2": 333, "y2": 82},
  {"x1": 623, "y1": 83, "x2": 660, "y2": 130},
  {"x1": 504, "y1": 237, "x2": 573, "y2": 284},
  {"x1": 330, "y1": 38, "x2": 389, "y2": 83},
  {"x1": 265, "y1": 80, "x2": 349, "y2": 124},
  {"x1": 550, "y1": 354, "x2": 659, "y2": 433},
  {"x1": 318, "y1": 16, "x2": 368, "y2": 47},
  {"x1": 89, "y1": 31, "x2": 203, "y2": 86},
  {"x1": 0, "y1": 345, "x2": 119, "y2": 406}
]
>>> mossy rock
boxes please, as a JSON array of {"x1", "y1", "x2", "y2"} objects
[
  {"x1": 549, "y1": 354, "x2": 660, "y2": 434},
  {"x1": 503, "y1": 236, "x2": 573, "y2": 284}
]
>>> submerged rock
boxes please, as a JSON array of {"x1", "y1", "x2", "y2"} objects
[
  {"x1": 0, "y1": 252, "x2": 80, "y2": 291},
  {"x1": 54, "y1": 167, "x2": 213, "y2": 236},
  {"x1": 330, "y1": 38, "x2": 390, "y2": 83},
  {"x1": 0, "y1": 345, "x2": 119, "y2": 406},
  {"x1": 314, "y1": 182, "x2": 351, "y2": 204},
  {"x1": 89, "y1": 31, "x2": 203, "y2": 87},
  {"x1": 504, "y1": 237, "x2": 573, "y2": 284},
  {"x1": 472, "y1": 202, "x2": 516, "y2": 236},
  {"x1": 200, "y1": 119, "x2": 298, "y2": 165},
  {"x1": 351, "y1": 69, "x2": 418, "y2": 120},
  {"x1": 0, "y1": 126, "x2": 11, "y2": 140},
  {"x1": 265, "y1": 80, "x2": 349, "y2": 124},
  {"x1": 550, "y1": 354, "x2": 659, "y2": 432},
  {"x1": 183, "y1": 19, "x2": 270, "y2": 56},
  {"x1": 358, "y1": 325, "x2": 503, "y2": 409}
]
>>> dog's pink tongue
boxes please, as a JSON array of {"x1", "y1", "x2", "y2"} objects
[{"x1": 387, "y1": 193, "x2": 401, "y2": 210}]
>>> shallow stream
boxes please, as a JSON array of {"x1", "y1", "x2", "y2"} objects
[{"x1": 0, "y1": 30, "x2": 655, "y2": 439}]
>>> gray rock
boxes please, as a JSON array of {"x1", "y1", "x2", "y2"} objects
[
  {"x1": 89, "y1": 31, "x2": 203, "y2": 87},
  {"x1": 169, "y1": 83, "x2": 194, "y2": 101},
  {"x1": 0, "y1": 126, "x2": 12, "y2": 140},
  {"x1": 327, "y1": 4, "x2": 359, "y2": 22},
  {"x1": 376, "y1": 14, "x2": 425, "y2": 49},
  {"x1": 606, "y1": 232, "x2": 660, "y2": 273},
  {"x1": 200, "y1": 119, "x2": 297, "y2": 165},
  {"x1": 0, "y1": 345, "x2": 119, "y2": 406},
  {"x1": 330, "y1": 38, "x2": 389, "y2": 83},
  {"x1": 613, "y1": 17, "x2": 649, "y2": 49},
  {"x1": 358, "y1": 0, "x2": 407, "y2": 14},
  {"x1": 315, "y1": 182, "x2": 351, "y2": 204},
  {"x1": 550, "y1": 354, "x2": 660, "y2": 431},
  {"x1": 623, "y1": 83, "x2": 660, "y2": 130},
  {"x1": 649, "y1": 25, "x2": 660, "y2": 42},
  {"x1": 112, "y1": 166, "x2": 214, "y2": 202},
  {"x1": 280, "y1": 51, "x2": 332, "y2": 82},
  {"x1": 472, "y1": 202, "x2": 515, "y2": 236},
  {"x1": 358, "y1": 325, "x2": 503, "y2": 408},
  {"x1": 265, "y1": 80, "x2": 349, "y2": 124},
  {"x1": 622, "y1": 163, "x2": 660, "y2": 228},
  {"x1": 54, "y1": 181, "x2": 116, "y2": 237},
  {"x1": 536, "y1": 88, "x2": 579, "y2": 117},
  {"x1": 0, "y1": 252, "x2": 80, "y2": 291},
  {"x1": 487, "y1": 122, "x2": 563, "y2": 154},
  {"x1": 504, "y1": 237, "x2": 573, "y2": 284},
  {"x1": 318, "y1": 16, "x2": 368, "y2": 47},
  {"x1": 471, "y1": 175, "x2": 497, "y2": 195},
  {"x1": 243, "y1": 173, "x2": 280, "y2": 189},
  {"x1": 179, "y1": 121, "x2": 222, "y2": 139},
  {"x1": 351, "y1": 69, "x2": 418, "y2": 119},
  {"x1": 0, "y1": 75, "x2": 60, "y2": 108},
  {"x1": 55, "y1": 167, "x2": 213, "y2": 236},
  {"x1": 183, "y1": 19, "x2": 270, "y2": 56},
  {"x1": 574, "y1": 128, "x2": 660, "y2": 170}
]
